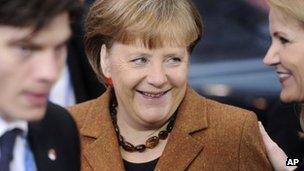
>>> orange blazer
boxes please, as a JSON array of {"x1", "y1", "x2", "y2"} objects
[{"x1": 69, "y1": 87, "x2": 272, "y2": 171}]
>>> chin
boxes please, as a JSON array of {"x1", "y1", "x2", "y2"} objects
[
  {"x1": 141, "y1": 113, "x2": 167, "y2": 124},
  {"x1": 138, "y1": 110, "x2": 169, "y2": 125},
  {"x1": 280, "y1": 90, "x2": 299, "y2": 103},
  {"x1": 19, "y1": 108, "x2": 46, "y2": 121}
]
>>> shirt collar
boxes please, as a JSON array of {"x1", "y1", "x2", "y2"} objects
[{"x1": 0, "y1": 116, "x2": 28, "y2": 138}]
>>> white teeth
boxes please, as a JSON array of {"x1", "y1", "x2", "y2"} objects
[
  {"x1": 278, "y1": 73, "x2": 291, "y2": 79},
  {"x1": 142, "y1": 92, "x2": 164, "y2": 98}
]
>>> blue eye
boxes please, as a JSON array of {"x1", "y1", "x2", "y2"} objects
[
  {"x1": 17, "y1": 45, "x2": 33, "y2": 58},
  {"x1": 171, "y1": 57, "x2": 181, "y2": 62},
  {"x1": 279, "y1": 36, "x2": 289, "y2": 44},
  {"x1": 167, "y1": 57, "x2": 182, "y2": 64},
  {"x1": 130, "y1": 57, "x2": 148, "y2": 65}
]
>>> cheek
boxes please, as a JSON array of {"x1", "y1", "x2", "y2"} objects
[
  {"x1": 111, "y1": 62, "x2": 143, "y2": 89},
  {"x1": 0, "y1": 73, "x2": 19, "y2": 107},
  {"x1": 0, "y1": 63, "x2": 16, "y2": 93},
  {"x1": 284, "y1": 50, "x2": 304, "y2": 87},
  {"x1": 282, "y1": 45, "x2": 304, "y2": 68},
  {"x1": 280, "y1": 51, "x2": 304, "y2": 102},
  {"x1": 167, "y1": 65, "x2": 188, "y2": 87}
]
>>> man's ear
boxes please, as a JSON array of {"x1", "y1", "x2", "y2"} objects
[{"x1": 100, "y1": 44, "x2": 111, "y2": 78}]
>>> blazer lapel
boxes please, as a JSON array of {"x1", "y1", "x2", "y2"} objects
[
  {"x1": 155, "y1": 128, "x2": 203, "y2": 170},
  {"x1": 81, "y1": 90, "x2": 124, "y2": 170},
  {"x1": 28, "y1": 107, "x2": 61, "y2": 171},
  {"x1": 155, "y1": 87, "x2": 208, "y2": 170},
  {"x1": 28, "y1": 120, "x2": 48, "y2": 171}
]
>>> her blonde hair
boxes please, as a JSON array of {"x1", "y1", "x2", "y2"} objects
[
  {"x1": 84, "y1": 0, "x2": 202, "y2": 82},
  {"x1": 268, "y1": 0, "x2": 304, "y2": 24}
]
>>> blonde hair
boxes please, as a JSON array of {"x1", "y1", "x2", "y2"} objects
[
  {"x1": 268, "y1": 0, "x2": 304, "y2": 24},
  {"x1": 84, "y1": 0, "x2": 202, "y2": 82}
]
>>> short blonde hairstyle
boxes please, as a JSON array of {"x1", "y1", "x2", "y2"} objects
[
  {"x1": 268, "y1": 0, "x2": 304, "y2": 24},
  {"x1": 84, "y1": 0, "x2": 203, "y2": 82}
]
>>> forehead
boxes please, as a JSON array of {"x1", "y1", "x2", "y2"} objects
[
  {"x1": 0, "y1": 13, "x2": 71, "y2": 46},
  {"x1": 269, "y1": 7, "x2": 303, "y2": 33},
  {"x1": 110, "y1": 42, "x2": 188, "y2": 56},
  {"x1": 0, "y1": 26, "x2": 32, "y2": 45}
]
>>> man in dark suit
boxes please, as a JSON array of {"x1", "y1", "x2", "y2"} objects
[{"x1": 0, "y1": 0, "x2": 81, "y2": 170}]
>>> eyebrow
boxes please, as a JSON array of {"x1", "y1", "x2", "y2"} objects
[
  {"x1": 7, "y1": 36, "x2": 71, "y2": 50},
  {"x1": 164, "y1": 53, "x2": 185, "y2": 58},
  {"x1": 272, "y1": 31, "x2": 288, "y2": 37},
  {"x1": 128, "y1": 52, "x2": 152, "y2": 58}
]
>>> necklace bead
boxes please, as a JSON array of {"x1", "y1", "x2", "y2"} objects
[
  {"x1": 109, "y1": 97, "x2": 177, "y2": 153},
  {"x1": 158, "y1": 130, "x2": 168, "y2": 140},
  {"x1": 146, "y1": 136, "x2": 159, "y2": 149},
  {"x1": 135, "y1": 144, "x2": 146, "y2": 152},
  {"x1": 122, "y1": 141, "x2": 135, "y2": 152}
]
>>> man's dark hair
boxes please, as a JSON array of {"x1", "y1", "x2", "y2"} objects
[{"x1": 0, "y1": 0, "x2": 81, "y2": 32}]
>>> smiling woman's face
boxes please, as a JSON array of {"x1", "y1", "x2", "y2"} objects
[
  {"x1": 100, "y1": 42, "x2": 189, "y2": 128},
  {"x1": 263, "y1": 7, "x2": 304, "y2": 103}
]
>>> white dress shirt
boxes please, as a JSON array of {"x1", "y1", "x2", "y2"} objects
[
  {"x1": 49, "y1": 64, "x2": 76, "y2": 107},
  {"x1": 0, "y1": 117, "x2": 28, "y2": 171}
]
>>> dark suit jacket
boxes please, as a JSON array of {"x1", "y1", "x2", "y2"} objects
[
  {"x1": 28, "y1": 102, "x2": 80, "y2": 171},
  {"x1": 69, "y1": 87, "x2": 272, "y2": 171}
]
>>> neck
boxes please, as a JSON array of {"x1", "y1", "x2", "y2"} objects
[
  {"x1": 0, "y1": 112, "x2": 13, "y2": 123},
  {"x1": 117, "y1": 111, "x2": 168, "y2": 145}
]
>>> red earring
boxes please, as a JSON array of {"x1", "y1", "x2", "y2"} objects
[{"x1": 105, "y1": 77, "x2": 113, "y2": 86}]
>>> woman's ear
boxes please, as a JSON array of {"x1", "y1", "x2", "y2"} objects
[{"x1": 100, "y1": 44, "x2": 111, "y2": 78}]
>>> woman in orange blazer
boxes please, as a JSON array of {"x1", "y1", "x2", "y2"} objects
[{"x1": 69, "y1": 0, "x2": 272, "y2": 170}]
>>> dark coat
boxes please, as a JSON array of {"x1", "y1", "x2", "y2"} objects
[{"x1": 28, "y1": 102, "x2": 80, "y2": 171}]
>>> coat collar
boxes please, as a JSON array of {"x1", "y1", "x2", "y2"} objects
[
  {"x1": 80, "y1": 86, "x2": 209, "y2": 170},
  {"x1": 155, "y1": 87, "x2": 208, "y2": 170},
  {"x1": 173, "y1": 87, "x2": 208, "y2": 133},
  {"x1": 80, "y1": 90, "x2": 125, "y2": 170}
]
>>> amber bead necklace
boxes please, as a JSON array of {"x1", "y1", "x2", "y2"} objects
[{"x1": 109, "y1": 97, "x2": 177, "y2": 153}]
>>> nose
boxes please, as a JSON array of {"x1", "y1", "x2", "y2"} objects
[
  {"x1": 33, "y1": 50, "x2": 65, "y2": 85},
  {"x1": 146, "y1": 64, "x2": 168, "y2": 88},
  {"x1": 263, "y1": 43, "x2": 280, "y2": 66}
]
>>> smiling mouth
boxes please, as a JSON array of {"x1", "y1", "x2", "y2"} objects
[
  {"x1": 136, "y1": 89, "x2": 172, "y2": 98},
  {"x1": 276, "y1": 71, "x2": 292, "y2": 83}
]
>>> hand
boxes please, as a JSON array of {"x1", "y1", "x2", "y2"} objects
[{"x1": 258, "y1": 122, "x2": 297, "y2": 171}]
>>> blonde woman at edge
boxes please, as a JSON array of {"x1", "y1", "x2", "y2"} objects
[{"x1": 259, "y1": 0, "x2": 304, "y2": 170}]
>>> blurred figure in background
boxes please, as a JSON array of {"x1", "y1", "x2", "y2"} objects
[
  {"x1": 49, "y1": 0, "x2": 105, "y2": 107},
  {"x1": 191, "y1": 0, "x2": 269, "y2": 63},
  {"x1": 0, "y1": 0, "x2": 81, "y2": 170},
  {"x1": 259, "y1": 0, "x2": 304, "y2": 170}
]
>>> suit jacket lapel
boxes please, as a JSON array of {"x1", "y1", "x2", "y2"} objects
[
  {"x1": 81, "y1": 90, "x2": 124, "y2": 170},
  {"x1": 156, "y1": 87, "x2": 208, "y2": 170},
  {"x1": 28, "y1": 121, "x2": 46, "y2": 171},
  {"x1": 28, "y1": 109, "x2": 57, "y2": 171}
]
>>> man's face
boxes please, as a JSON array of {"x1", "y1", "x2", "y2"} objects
[{"x1": 0, "y1": 13, "x2": 71, "y2": 122}]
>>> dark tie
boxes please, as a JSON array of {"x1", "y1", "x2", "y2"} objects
[{"x1": 0, "y1": 129, "x2": 22, "y2": 171}]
